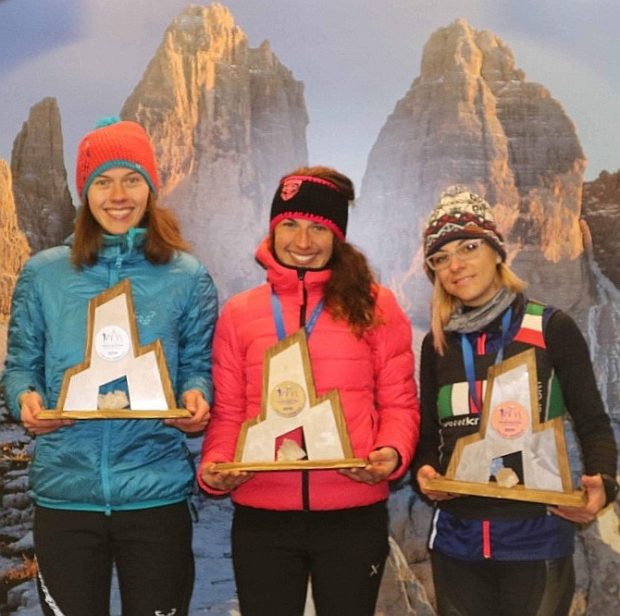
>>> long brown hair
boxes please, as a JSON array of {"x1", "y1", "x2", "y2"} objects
[
  {"x1": 71, "y1": 195, "x2": 189, "y2": 268},
  {"x1": 324, "y1": 238, "x2": 379, "y2": 337},
  {"x1": 278, "y1": 166, "x2": 379, "y2": 337}
]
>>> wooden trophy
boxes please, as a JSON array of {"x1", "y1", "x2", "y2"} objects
[
  {"x1": 427, "y1": 349, "x2": 585, "y2": 506},
  {"x1": 39, "y1": 279, "x2": 189, "y2": 419},
  {"x1": 214, "y1": 329, "x2": 366, "y2": 471}
]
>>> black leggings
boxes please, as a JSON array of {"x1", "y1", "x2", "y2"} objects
[
  {"x1": 231, "y1": 502, "x2": 390, "y2": 616},
  {"x1": 431, "y1": 550, "x2": 575, "y2": 616},
  {"x1": 34, "y1": 502, "x2": 194, "y2": 616}
]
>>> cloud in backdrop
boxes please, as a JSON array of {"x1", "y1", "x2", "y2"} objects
[{"x1": 0, "y1": 0, "x2": 618, "y2": 198}]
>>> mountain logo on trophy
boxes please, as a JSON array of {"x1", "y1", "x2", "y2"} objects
[
  {"x1": 40, "y1": 279, "x2": 189, "y2": 419},
  {"x1": 427, "y1": 349, "x2": 584, "y2": 506},
  {"x1": 215, "y1": 329, "x2": 366, "y2": 471}
]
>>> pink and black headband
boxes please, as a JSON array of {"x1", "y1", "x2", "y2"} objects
[{"x1": 269, "y1": 175, "x2": 349, "y2": 240}]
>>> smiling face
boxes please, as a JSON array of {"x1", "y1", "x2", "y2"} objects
[
  {"x1": 273, "y1": 218, "x2": 334, "y2": 269},
  {"x1": 434, "y1": 238, "x2": 502, "y2": 307},
  {"x1": 86, "y1": 167, "x2": 150, "y2": 235}
]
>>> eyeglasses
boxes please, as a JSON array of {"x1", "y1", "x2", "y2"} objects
[{"x1": 425, "y1": 239, "x2": 486, "y2": 271}]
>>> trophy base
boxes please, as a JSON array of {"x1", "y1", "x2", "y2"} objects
[
  {"x1": 38, "y1": 408, "x2": 192, "y2": 420},
  {"x1": 427, "y1": 477, "x2": 586, "y2": 507},
  {"x1": 213, "y1": 457, "x2": 368, "y2": 472}
]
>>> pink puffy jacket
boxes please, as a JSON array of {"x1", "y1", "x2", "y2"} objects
[{"x1": 199, "y1": 239, "x2": 419, "y2": 511}]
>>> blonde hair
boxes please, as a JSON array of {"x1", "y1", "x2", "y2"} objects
[{"x1": 430, "y1": 263, "x2": 527, "y2": 353}]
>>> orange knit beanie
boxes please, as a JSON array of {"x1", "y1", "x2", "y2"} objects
[{"x1": 75, "y1": 117, "x2": 159, "y2": 200}]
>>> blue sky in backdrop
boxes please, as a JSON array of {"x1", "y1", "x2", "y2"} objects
[{"x1": 0, "y1": 0, "x2": 618, "y2": 196}]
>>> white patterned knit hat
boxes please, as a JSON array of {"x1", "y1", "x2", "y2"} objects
[{"x1": 423, "y1": 185, "x2": 506, "y2": 260}]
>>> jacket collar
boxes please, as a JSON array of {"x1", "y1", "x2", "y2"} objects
[
  {"x1": 65, "y1": 227, "x2": 147, "y2": 263},
  {"x1": 255, "y1": 237, "x2": 331, "y2": 296}
]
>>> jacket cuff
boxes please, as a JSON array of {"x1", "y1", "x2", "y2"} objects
[
  {"x1": 601, "y1": 473, "x2": 619, "y2": 507},
  {"x1": 374, "y1": 446, "x2": 404, "y2": 480}
]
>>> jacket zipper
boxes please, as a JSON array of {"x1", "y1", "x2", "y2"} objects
[
  {"x1": 297, "y1": 269, "x2": 311, "y2": 511},
  {"x1": 477, "y1": 333, "x2": 492, "y2": 558},
  {"x1": 102, "y1": 421, "x2": 113, "y2": 515},
  {"x1": 102, "y1": 252, "x2": 124, "y2": 513}
]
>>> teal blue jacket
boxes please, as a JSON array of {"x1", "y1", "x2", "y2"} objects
[{"x1": 2, "y1": 230, "x2": 218, "y2": 513}]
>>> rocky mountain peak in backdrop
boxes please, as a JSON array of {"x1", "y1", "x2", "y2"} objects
[
  {"x1": 121, "y1": 2, "x2": 308, "y2": 299},
  {"x1": 0, "y1": 160, "x2": 30, "y2": 322},
  {"x1": 351, "y1": 18, "x2": 588, "y2": 324},
  {"x1": 10, "y1": 97, "x2": 75, "y2": 254},
  {"x1": 582, "y1": 170, "x2": 620, "y2": 288},
  {"x1": 580, "y1": 170, "x2": 620, "y2": 421}
]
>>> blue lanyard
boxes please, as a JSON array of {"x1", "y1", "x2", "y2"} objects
[
  {"x1": 460, "y1": 307, "x2": 512, "y2": 412},
  {"x1": 271, "y1": 290, "x2": 324, "y2": 341}
]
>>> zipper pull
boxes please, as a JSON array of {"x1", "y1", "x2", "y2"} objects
[
  {"x1": 296, "y1": 269, "x2": 305, "y2": 306},
  {"x1": 127, "y1": 227, "x2": 136, "y2": 252},
  {"x1": 108, "y1": 254, "x2": 122, "y2": 287}
]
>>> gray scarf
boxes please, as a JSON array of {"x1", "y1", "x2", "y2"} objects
[{"x1": 444, "y1": 288, "x2": 516, "y2": 334}]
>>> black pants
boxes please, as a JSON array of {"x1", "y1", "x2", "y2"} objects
[
  {"x1": 34, "y1": 502, "x2": 194, "y2": 616},
  {"x1": 231, "y1": 502, "x2": 390, "y2": 616},
  {"x1": 431, "y1": 550, "x2": 575, "y2": 616}
]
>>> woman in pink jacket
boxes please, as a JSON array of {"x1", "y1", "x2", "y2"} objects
[{"x1": 199, "y1": 166, "x2": 419, "y2": 615}]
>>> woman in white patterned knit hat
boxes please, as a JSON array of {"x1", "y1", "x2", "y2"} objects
[{"x1": 411, "y1": 185, "x2": 618, "y2": 616}]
